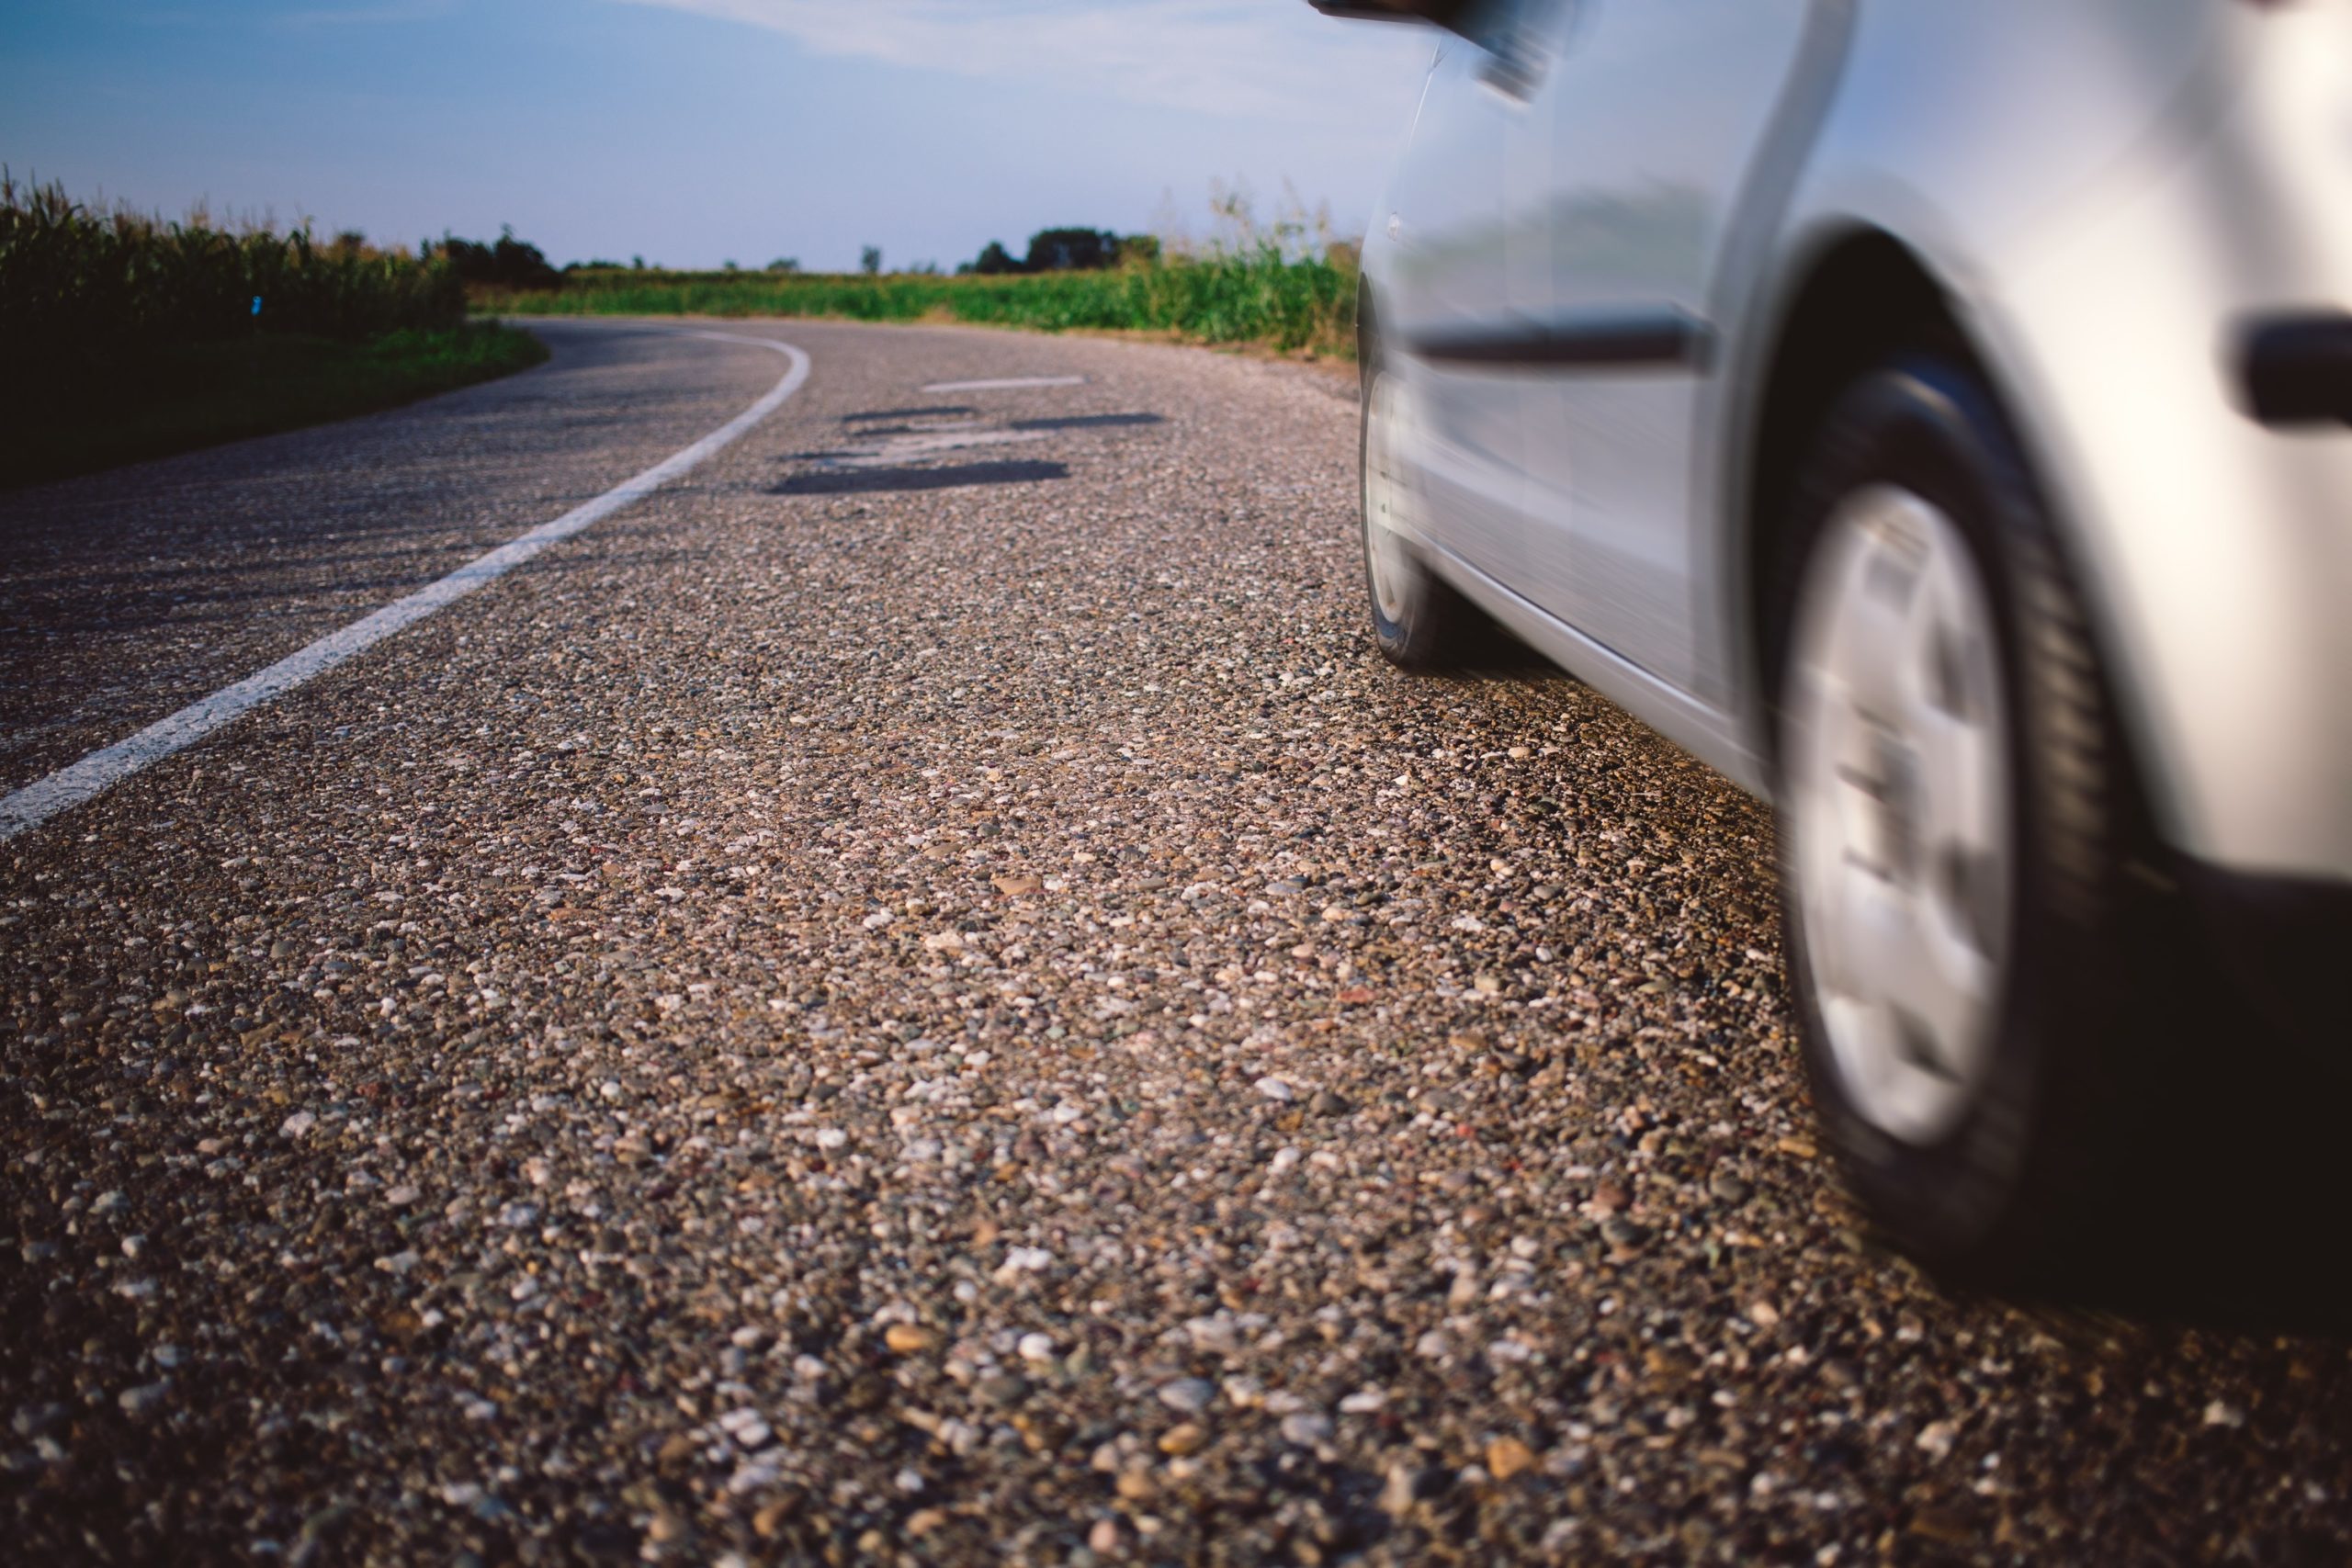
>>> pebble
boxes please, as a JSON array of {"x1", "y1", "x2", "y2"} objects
[
  {"x1": 1158, "y1": 1423, "x2": 1208, "y2": 1456},
  {"x1": 1158, "y1": 1379, "x2": 1216, "y2": 1414},
  {"x1": 118, "y1": 1383, "x2": 170, "y2": 1418},
  {"x1": 1379, "y1": 1465, "x2": 1432, "y2": 1519},
  {"x1": 1184, "y1": 1315, "x2": 1240, "y2": 1356},
  {"x1": 1278, "y1": 1412, "x2": 1333, "y2": 1447},
  {"x1": 1487, "y1": 1437, "x2": 1538, "y2": 1480},
  {"x1": 976, "y1": 1373, "x2": 1031, "y2": 1410}
]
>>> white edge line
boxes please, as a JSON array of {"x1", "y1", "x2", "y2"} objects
[
  {"x1": 0, "y1": 330, "x2": 810, "y2": 842},
  {"x1": 920, "y1": 376, "x2": 1087, "y2": 393}
]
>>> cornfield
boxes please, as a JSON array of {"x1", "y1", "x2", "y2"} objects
[{"x1": 1, "y1": 175, "x2": 465, "y2": 407}]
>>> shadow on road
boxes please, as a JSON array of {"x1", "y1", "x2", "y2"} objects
[
  {"x1": 1931, "y1": 908, "x2": 2352, "y2": 1341},
  {"x1": 2024, "y1": 1087, "x2": 2352, "y2": 1339},
  {"x1": 1009, "y1": 412, "x2": 1167, "y2": 432},
  {"x1": 771, "y1": 460, "x2": 1069, "y2": 496},
  {"x1": 837, "y1": 405, "x2": 976, "y2": 423}
]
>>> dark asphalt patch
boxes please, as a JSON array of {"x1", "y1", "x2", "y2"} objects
[
  {"x1": 1009, "y1": 412, "x2": 1166, "y2": 432},
  {"x1": 771, "y1": 459, "x2": 1069, "y2": 496},
  {"x1": 838, "y1": 405, "x2": 975, "y2": 423}
]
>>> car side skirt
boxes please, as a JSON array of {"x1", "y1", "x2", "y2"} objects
[{"x1": 1420, "y1": 539, "x2": 1769, "y2": 795}]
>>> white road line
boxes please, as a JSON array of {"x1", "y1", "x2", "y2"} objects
[
  {"x1": 816, "y1": 427, "x2": 1051, "y2": 469},
  {"x1": 920, "y1": 376, "x2": 1086, "y2": 392},
  {"x1": 0, "y1": 331, "x2": 811, "y2": 843}
]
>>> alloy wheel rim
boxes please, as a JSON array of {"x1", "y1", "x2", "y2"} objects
[
  {"x1": 1786, "y1": 485, "x2": 2013, "y2": 1145},
  {"x1": 1363, "y1": 370, "x2": 1416, "y2": 628}
]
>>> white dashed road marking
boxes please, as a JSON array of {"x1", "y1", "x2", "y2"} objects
[
  {"x1": 0, "y1": 331, "x2": 812, "y2": 842},
  {"x1": 815, "y1": 425, "x2": 1050, "y2": 470},
  {"x1": 920, "y1": 376, "x2": 1086, "y2": 392}
]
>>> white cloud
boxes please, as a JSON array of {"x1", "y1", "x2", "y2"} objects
[{"x1": 613, "y1": 0, "x2": 1434, "y2": 123}]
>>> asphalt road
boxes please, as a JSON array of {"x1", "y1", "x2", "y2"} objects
[{"x1": 4, "y1": 319, "x2": 2347, "y2": 1564}]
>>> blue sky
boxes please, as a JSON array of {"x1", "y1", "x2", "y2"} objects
[{"x1": 1, "y1": 0, "x2": 1436, "y2": 272}]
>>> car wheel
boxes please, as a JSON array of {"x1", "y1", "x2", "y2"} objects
[
  {"x1": 1773, "y1": 355, "x2": 2137, "y2": 1278},
  {"x1": 1361, "y1": 358, "x2": 1482, "y2": 670}
]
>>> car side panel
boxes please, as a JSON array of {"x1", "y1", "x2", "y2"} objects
[
  {"x1": 1749, "y1": 0, "x2": 2352, "y2": 879},
  {"x1": 1372, "y1": 40, "x2": 1534, "y2": 588},
  {"x1": 1513, "y1": 0, "x2": 1817, "y2": 697}
]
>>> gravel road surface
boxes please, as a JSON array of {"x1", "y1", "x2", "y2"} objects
[{"x1": 5, "y1": 319, "x2": 2347, "y2": 1564}]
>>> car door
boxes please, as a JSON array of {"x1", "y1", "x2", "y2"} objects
[
  {"x1": 1378, "y1": 26, "x2": 1544, "y2": 589},
  {"x1": 1510, "y1": 0, "x2": 1823, "y2": 699}
]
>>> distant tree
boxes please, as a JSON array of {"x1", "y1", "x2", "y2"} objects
[
  {"x1": 440, "y1": 235, "x2": 490, "y2": 275},
  {"x1": 490, "y1": 225, "x2": 561, "y2": 288},
  {"x1": 906, "y1": 257, "x2": 940, "y2": 276},
  {"x1": 438, "y1": 225, "x2": 563, "y2": 289},
  {"x1": 631, "y1": 254, "x2": 646, "y2": 270},
  {"x1": 329, "y1": 229, "x2": 368, "y2": 258},
  {"x1": 967, "y1": 240, "x2": 1020, "y2": 276},
  {"x1": 1022, "y1": 227, "x2": 1116, "y2": 273},
  {"x1": 1112, "y1": 232, "x2": 1162, "y2": 268},
  {"x1": 723, "y1": 259, "x2": 741, "y2": 272},
  {"x1": 766, "y1": 256, "x2": 801, "y2": 273},
  {"x1": 859, "y1": 244, "x2": 882, "y2": 276}
]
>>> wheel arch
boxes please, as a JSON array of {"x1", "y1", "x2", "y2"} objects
[
  {"x1": 1736, "y1": 225, "x2": 1965, "y2": 745},
  {"x1": 1731, "y1": 221, "x2": 2169, "y2": 863}
]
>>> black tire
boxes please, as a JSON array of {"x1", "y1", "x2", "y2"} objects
[
  {"x1": 1359, "y1": 350, "x2": 1486, "y2": 671},
  {"x1": 1770, "y1": 354, "x2": 2147, "y2": 1280}
]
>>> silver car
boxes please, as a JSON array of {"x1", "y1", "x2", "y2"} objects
[{"x1": 1318, "y1": 0, "x2": 2351, "y2": 1273}]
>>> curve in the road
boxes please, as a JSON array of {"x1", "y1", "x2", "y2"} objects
[{"x1": 0, "y1": 331, "x2": 810, "y2": 843}]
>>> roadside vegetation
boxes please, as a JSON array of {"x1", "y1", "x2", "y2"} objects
[
  {"x1": 481, "y1": 197, "x2": 1362, "y2": 359},
  {"x1": 0, "y1": 178, "x2": 1363, "y2": 486},
  {"x1": 0, "y1": 176, "x2": 547, "y2": 487}
]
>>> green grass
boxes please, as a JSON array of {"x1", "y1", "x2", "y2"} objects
[
  {"x1": 480, "y1": 250, "x2": 1359, "y2": 358},
  {"x1": 1, "y1": 323, "x2": 549, "y2": 490}
]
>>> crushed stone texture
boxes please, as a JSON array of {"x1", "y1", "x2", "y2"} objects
[{"x1": 4, "y1": 319, "x2": 2348, "y2": 1563}]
